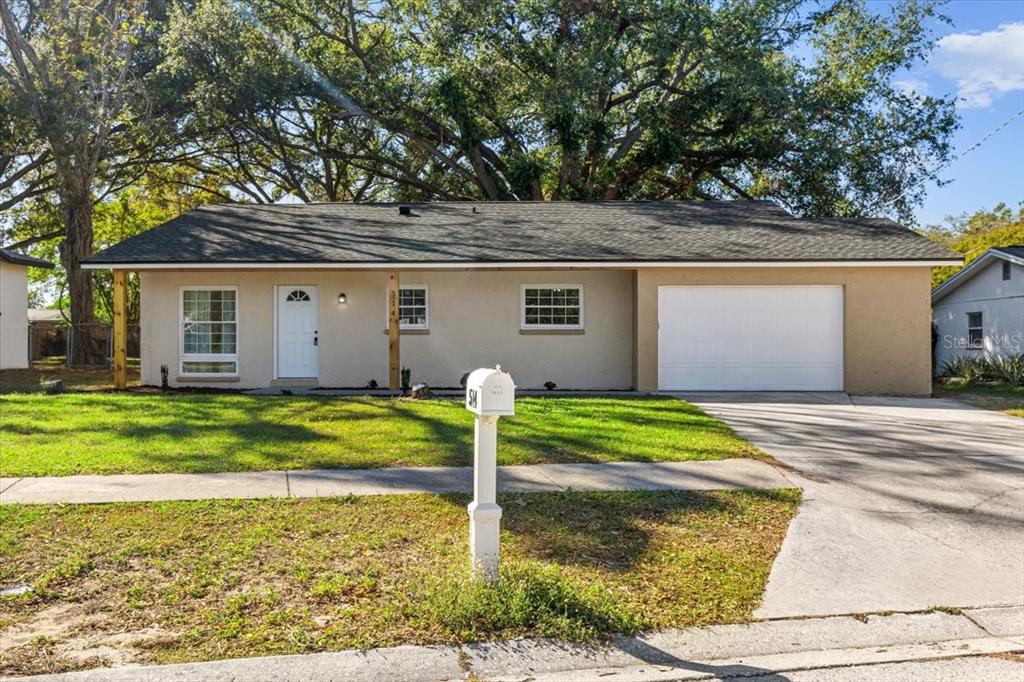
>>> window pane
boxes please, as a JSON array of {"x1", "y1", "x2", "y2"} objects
[
  {"x1": 523, "y1": 287, "x2": 581, "y2": 327},
  {"x1": 182, "y1": 361, "x2": 236, "y2": 374},
  {"x1": 967, "y1": 312, "x2": 982, "y2": 328},
  {"x1": 182, "y1": 290, "x2": 237, "y2": 355},
  {"x1": 397, "y1": 287, "x2": 427, "y2": 328}
]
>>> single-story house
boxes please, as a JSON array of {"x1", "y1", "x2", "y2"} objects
[
  {"x1": 932, "y1": 246, "x2": 1024, "y2": 370},
  {"x1": 0, "y1": 247, "x2": 54, "y2": 369},
  {"x1": 82, "y1": 201, "x2": 959, "y2": 394}
]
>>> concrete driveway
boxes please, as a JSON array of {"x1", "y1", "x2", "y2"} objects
[{"x1": 682, "y1": 393, "x2": 1024, "y2": 619}]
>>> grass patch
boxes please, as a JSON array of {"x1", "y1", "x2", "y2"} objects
[
  {"x1": 933, "y1": 381, "x2": 1024, "y2": 418},
  {"x1": 0, "y1": 489, "x2": 799, "y2": 675},
  {"x1": 0, "y1": 395, "x2": 764, "y2": 477}
]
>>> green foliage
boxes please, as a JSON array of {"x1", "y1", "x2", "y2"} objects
[
  {"x1": 161, "y1": 0, "x2": 958, "y2": 218},
  {"x1": 431, "y1": 562, "x2": 640, "y2": 641},
  {"x1": 8, "y1": 167, "x2": 222, "y2": 320},
  {"x1": 939, "y1": 354, "x2": 1024, "y2": 387},
  {"x1": 924, "y1": 203, "x2": 1024, "y2": 287}
]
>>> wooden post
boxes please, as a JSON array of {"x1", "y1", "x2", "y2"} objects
[
  {"x1": 387, "y1": 270, "x2": 400, "y2": 391},
  {"x1": 112, "y1": 269, "x2": 128, "y2": 388}
]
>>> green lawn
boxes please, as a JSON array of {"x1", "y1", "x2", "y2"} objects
[
  {"x1": 933, "y1": 382, "x2": 1024, "y2": 418},
  {"x1": 0, "y1": 395, "x2": 764, "y2": 477},
  {"x1": 0, "y1": 489, "x2": 799, "y2": 676}
]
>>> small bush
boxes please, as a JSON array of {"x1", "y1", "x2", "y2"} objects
[
  {"x1": 940, "y1": 353, "x2": 1024, "y2": 387},
  {"x1": 425, "y1": 562, "x2": 642, "y2": 642}
]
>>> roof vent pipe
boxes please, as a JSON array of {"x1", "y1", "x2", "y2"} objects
[{"x1": 399, "y1": 205, "x2": 412, "y2": 216}]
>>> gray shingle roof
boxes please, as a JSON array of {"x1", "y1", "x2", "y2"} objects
[
  {"x1": 0, "y1": 247, "x2": 54, "y2": 268},
  {"x1": 83, "y1": 200, "x2": 957, "y2": 265},
  {"x1": 993, "y1": 245, "x2": 1024, "y2": 260}
]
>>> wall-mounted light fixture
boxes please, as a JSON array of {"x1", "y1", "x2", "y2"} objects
[{"x1": 338, "y1": 293, "x2": 347, "y2": 304}]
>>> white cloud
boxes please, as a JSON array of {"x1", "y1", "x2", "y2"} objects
[
  {"x1": 934, "y1": 22, "x2": 1024, "y2": 108},
  {"x1": 893, "y1": 77, "x2": 930, "y2": 97}
]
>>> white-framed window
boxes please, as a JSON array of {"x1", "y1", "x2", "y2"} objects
[
  {"x1": 966, "y1": 311, "x2": 983, "y2": 349},
  {"x1": 180, "y1": 286, "x2": 238, "y2": 375},
  {"x1": 385, "y1": 285, "x2": 429, "y2": 330},
  {"x1": 521, "y1": 284, "x2": 583, "y2": 330}
]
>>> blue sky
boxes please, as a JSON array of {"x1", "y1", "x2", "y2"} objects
[{"x1": 893, "y1": 0, "x2": 1024, "y2": 227}]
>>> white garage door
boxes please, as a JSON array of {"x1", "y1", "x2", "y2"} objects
[{"x1": 658, "y1": 286, "x2": 844, "y2": 391}]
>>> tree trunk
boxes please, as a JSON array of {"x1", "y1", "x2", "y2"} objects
[{"x1": 58, "y1": 177, "x2": 96, "y2": 366}]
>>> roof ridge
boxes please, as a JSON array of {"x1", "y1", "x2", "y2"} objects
[{"x1": 200, "y1": 199, "x2": 780, "y2": 207}]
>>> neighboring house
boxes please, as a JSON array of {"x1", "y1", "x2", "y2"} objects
[
  {"x1": 82, "y1": 201, "x2": 959, "y2": 395},
  {"x1": 932, "y1": 246, "x2": 1024, "y2": 370},
  {"x1": 28, "y1": 308, "x2": 65, "y2": 324},
  {"x1": 0, "y1": 248, "x2": 54, "y2": 369}
]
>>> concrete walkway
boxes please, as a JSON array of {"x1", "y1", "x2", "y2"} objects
[
  {"x1": 683, "y1": 393, "x2": 1024, "y2": 619},
  {"x1": 0, "y1": 459, "x2": 793, "y2": 505},
  {"x1": 11, "y1": 606, "x2": 1022, "y2": 681}
]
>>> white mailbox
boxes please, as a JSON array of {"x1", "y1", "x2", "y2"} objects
[
  {"x1": 464, "y1": 365, "x2": 515, "y2": 583},
  {"x1": 465, "y1": 366, "x2": 516, "y2": 416}
]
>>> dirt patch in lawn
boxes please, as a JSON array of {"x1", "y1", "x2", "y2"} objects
[
  {"x1": 0, "y1": 361, "x2": 140, "y2": 393},
  {"x1": 0, "y1": 489, "x2": 799, "y2": 676},
  {"x1": 933, "y1": 382, "x2": 1024, "y2": 418}
]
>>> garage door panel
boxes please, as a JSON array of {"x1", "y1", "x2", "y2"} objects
[{"x1": 658, "y1": 286, "x2": 843, "y2": 391}]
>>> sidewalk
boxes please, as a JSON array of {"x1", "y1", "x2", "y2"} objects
[
  {"x1": 0, "y1": 459, "x2": 793, "y2": 505},
  {"x1": 11, "y1": 606, "x2": 1023, "y2": 681}
]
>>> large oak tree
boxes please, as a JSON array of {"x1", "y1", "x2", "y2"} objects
[
  {"x1": 163, "y1": 0, "x2": 958, "y2": 220},
  {"x1": 0, "y1": 0, "x2": 165, "y2": 362}
]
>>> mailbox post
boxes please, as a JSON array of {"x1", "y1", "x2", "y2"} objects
[{"x1": 464, "y1": 365, "x2": 516, "y2": 582}]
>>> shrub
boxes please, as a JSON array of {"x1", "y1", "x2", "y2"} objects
[
  {"x1": 424, "y1": 562, "x2": 642, "y2": 642},
  {"x1": 940, "y1": 354, "x2": 1024, "y2": 387},
  {"x1": 987, "y1": 354, "x2": 1024, "y2": 387}
]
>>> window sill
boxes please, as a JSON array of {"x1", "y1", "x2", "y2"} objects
[
  {"x1": 176, "y1": 375, "x2": 241, "y2": 383},
  {"x1": 519, "y1": 328, "x2": 585, "y2": 335},
  {"x1": 382, "y1": 329, "x2": 430, "y2": 335}
]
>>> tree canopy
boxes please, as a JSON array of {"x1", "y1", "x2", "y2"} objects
[
  {"x1": 925, "y1": 202, "x2": 1024, "y2": 287},
  {"x1": 160, "y1": 0, "x2": 958, "y2": 220}
]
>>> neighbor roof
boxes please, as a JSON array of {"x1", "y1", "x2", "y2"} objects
[
  {"x1": 993, "y1": 245, "x2": 1024, "y2": 261},
  {"x1": 0, "y1": 247, "x2": 54, "y2": 268},
  {"x1": 932, "y1": 245, "x2": 1024, "y2": 303},
  {"x1": 82, "y1": 200, "x2": 958, "y2": 267}
]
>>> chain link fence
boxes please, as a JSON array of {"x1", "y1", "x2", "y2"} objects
[{"x1": 29, "y1": 322, "x2": 141, "y2": 367}]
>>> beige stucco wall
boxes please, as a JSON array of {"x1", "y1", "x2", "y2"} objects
[
  {"x1": 139, "y1": 269, "x2": 634, "y2": 389},
  {"x1": 0, "y1": 261, "x2": 29, "y2": 369},
  {"x1": 634, "y1": 266, "x2": 934, "y2": 395},
  {"x1": 139, "y1": 265, "x2": 932, "y2": 395}
]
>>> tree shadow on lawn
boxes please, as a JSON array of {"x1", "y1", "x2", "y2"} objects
[
  {"x1": 4, "y1": 393, "x2": 750, "y2": 473},
  {"x1": 377, "y1": 397, "x2": 744, "y2": 466},
  {"x1": 494, "y1": 488, "x2": 794, "y2": 573}
]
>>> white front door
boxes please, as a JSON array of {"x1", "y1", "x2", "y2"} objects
[
  {"x1": 277, "y1": 286, "x2": 319, "y2": 378},
  {"x1": 658, "y1": 285, "x2": 844, "y2": 391}
]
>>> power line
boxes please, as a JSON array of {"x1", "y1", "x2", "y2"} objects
[
  {"x1": 877, "y1": 107, "x2": 1024, "y2": 213},
  {"x1": 933, "y1": 107, "x2": 1024, "y2": 179}
]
